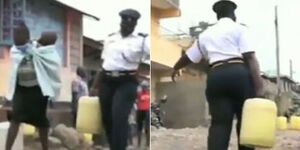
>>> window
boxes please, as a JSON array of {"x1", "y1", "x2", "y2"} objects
[
  {"x1": 0, "y1": 0, "x2": 25, "y2": 46},
  {"x1": 0, "y1": 47, "x2": 4, "y2": 58}
]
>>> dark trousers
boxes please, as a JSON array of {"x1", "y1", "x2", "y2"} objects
[
  {"x1": 71, "y1": 92, "x2": 78, "y2": 127},
  {"x1": 98, "y1": 74, "x2": 138, "y2": 150},
  {"x1": 136, "y1": 110, "x2": 150, "y2": 134},
  {"x1": 206, "y1": 64, "x2": 255, "y2": 150}
]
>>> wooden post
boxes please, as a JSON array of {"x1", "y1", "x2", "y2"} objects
[{"x1": 275, "y1": 5, "x2": 281, "y2": 95}]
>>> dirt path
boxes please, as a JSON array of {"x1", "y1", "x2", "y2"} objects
[{"x1": 151, "y1": 127, "x2": 300, "y2": 150}]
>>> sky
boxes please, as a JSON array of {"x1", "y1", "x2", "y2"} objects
[
  {"x1": 160, "y1": 0, "x2": 300, "y2": 82},
  {"x1": 59, "y1": 0, "x2": 150, "y2": 40},
  {"x1": 60, "y1": 0, "x2": 150, "y2": 40},
  {"x1": 60, "y1": 0, "x2": 300, "y2": 82}
]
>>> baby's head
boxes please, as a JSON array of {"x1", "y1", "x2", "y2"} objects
[{"x1": 38, "y1": 32, "x2": 57, "y2": 46}]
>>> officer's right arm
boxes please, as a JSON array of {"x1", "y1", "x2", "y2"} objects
[
  {"x1": 90, "y1": 70, "x2": 102, "y2": 96},
  {"x1": 90, "y1": 38, "x2": 109, "y2": 96}
]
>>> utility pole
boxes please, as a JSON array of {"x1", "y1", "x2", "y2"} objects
[
  {"x1": 290, "y1": 59, "x2": 293, "y2": 79},
  {"x1": 275, "y1": 5, "x2": 281, "y2": 95}
]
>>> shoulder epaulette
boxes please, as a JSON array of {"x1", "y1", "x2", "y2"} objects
[
  {"x1": 138, "y1": 32, "x2": 148, "y2": 37},
  {"x1": 240, "y1": 23, "x2": 248, "y2": 27},
  {"x1": 108, "y1": 32, "x2": 116, "y2": 37}
]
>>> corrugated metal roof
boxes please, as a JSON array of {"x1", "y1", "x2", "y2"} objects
[{"x1": 53, "y1": 0, "x2": 100, "y2": 21}]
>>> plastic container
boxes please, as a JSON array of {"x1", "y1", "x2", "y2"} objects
[
  {"x1": 84, "y1": 133, "x2": 93, "y2": 144},
  {"x1": 240, "y1": 98, "x2": 277, "y2": 148},
  {"x1": 0, "y1": 122, "x2": 23, "y2": 150},
  {"x1": 289, "y1": 116, "x2": 300, "y2": 130},
  {"x1": 277, "y1": 116, "x2": 287, "y2": 130},
  {"x1": 23, "y1": 124, "x2": 36, "y2": 136},
  {"x1": 76, "y1": 96, "x2": 102, "y2": 134}
]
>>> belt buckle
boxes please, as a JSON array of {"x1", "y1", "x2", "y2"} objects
[
  {"x1": 111, "y1": 71, "x2": 120, "y2": 77},
  {"x1": 213, "y1": 63, "x2": 222, "y2": 69}
]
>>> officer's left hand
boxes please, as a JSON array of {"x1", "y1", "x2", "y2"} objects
[
  {"x1": 90, "y1": 88, "x2": 99, "y2": 96},
  {"x1": 256, "y1": 87, "x2": 265, "y2": 98},
  {"x1": 171, "y1": 69, "x2": 179, "y2": 82}
]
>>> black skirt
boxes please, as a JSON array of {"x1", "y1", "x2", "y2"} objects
[{"x1": 10, "y1": 84, "x2": 50, "y2": 128}]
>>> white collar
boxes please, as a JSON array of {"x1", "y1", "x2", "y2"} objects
[
  {"x1": 116, "y1": 31, "x2": 139, "y2": 38},
  {"x1": 218, "y1": 17, "x2": 235, "y2": 24}
]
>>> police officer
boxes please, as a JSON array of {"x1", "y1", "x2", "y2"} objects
[
  {"x1": 90, "y1": 8, "x2": 149, "y2": 150},
  {"x1": 172, "y1": 1, "x2": 263, "y2": 150}
]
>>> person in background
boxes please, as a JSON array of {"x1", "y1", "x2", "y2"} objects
[
  {"x1": 71, "y1": 67, "x2": 89, "y2": 127},
  {"x1": 127, "y1": 104, "x2": 137, "y2": 147},
  {"x1": 136, "y1": 80, "x2": 150, "y2": 147},
  {"x1": 88, "y1": 71, "x2": 97, "y2": 89},
  {"x1": 5, "y1": 22, "x2": 61, "y2": 150},
  {"x1": 171, "y1": 1, "x2": 263, "y2": 150}
]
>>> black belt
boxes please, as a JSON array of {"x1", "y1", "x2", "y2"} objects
[
  {"x1": 210, "y1": 57, "x2": 244, "y2": 69},
  {"x1": 103, "y1": 70, "x2": 137, "y2": 77}
]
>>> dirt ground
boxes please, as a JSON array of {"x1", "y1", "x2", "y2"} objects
[
  {"x1": 24, "y1": 135, "x2": 149, "y2": 150},
  {"x1": 151, "y1": 126, "x2": 300, "y2": 150},
  {"x1": 18, "y1": 126, "x2": 300, "y2": 150}
]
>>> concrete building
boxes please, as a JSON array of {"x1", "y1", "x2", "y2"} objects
[
  {"x1": 151, "y1": 0, "x2": 181, "y2": 101},
  {"x1": 0, "y1": 0, "x2": 99, "y2": 101}
]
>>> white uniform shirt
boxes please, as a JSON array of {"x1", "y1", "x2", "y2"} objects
[
  {"x1": 186, "y1": 18, "x2": 254, "y2": 64},
  {"x1": 101, "y1": 32, "x2": 150, "y2": 71}
]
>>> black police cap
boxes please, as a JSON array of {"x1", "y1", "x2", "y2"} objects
[
  {"x1": 213, "y1": 0, "x2": 237, "y2": 13},
  {"x1": 119, "y1": 9, "x2": 141, "y2": 20}
]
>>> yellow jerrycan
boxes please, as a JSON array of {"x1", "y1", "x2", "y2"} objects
[
  {"x1": 76, "y1": 96, "x2": 102, "y2": 134},
  {"x1": 289, "y1": 116, "x2": 300, "y2": 130},
  {"x1": 23, "y1": 124, "x2": 36, "y2": 136},
  {"x1": 84, "y1": 133, "x2": 93, "y2": 144},
  {"x1": 240, "y1": 98, "x2": 277, "y2": 148},
  {"x1": 277, "y1": 116, "x2": 287, "y2": 130}
]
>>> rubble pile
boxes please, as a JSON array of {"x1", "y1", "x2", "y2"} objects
[
  {"x1": 290, "y1": 99, "x2": 300, "y2": 116},
  {"x1": 24, "y1": 124, "x2": 144, "y2": 150},
  {"x1": 51, "y1": 124, "x2": 91, "y2": 150},
  {"x1": 25, "y1": 124, "x2": 95, "y2": 150}
]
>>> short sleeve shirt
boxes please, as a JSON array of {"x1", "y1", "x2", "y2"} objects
[
  {"x1": 101, "y1": 32, "x2": 150, "y2": 71},
  {"x1": 186, "y1": 18, "x2": 255, "y2": 64}
]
